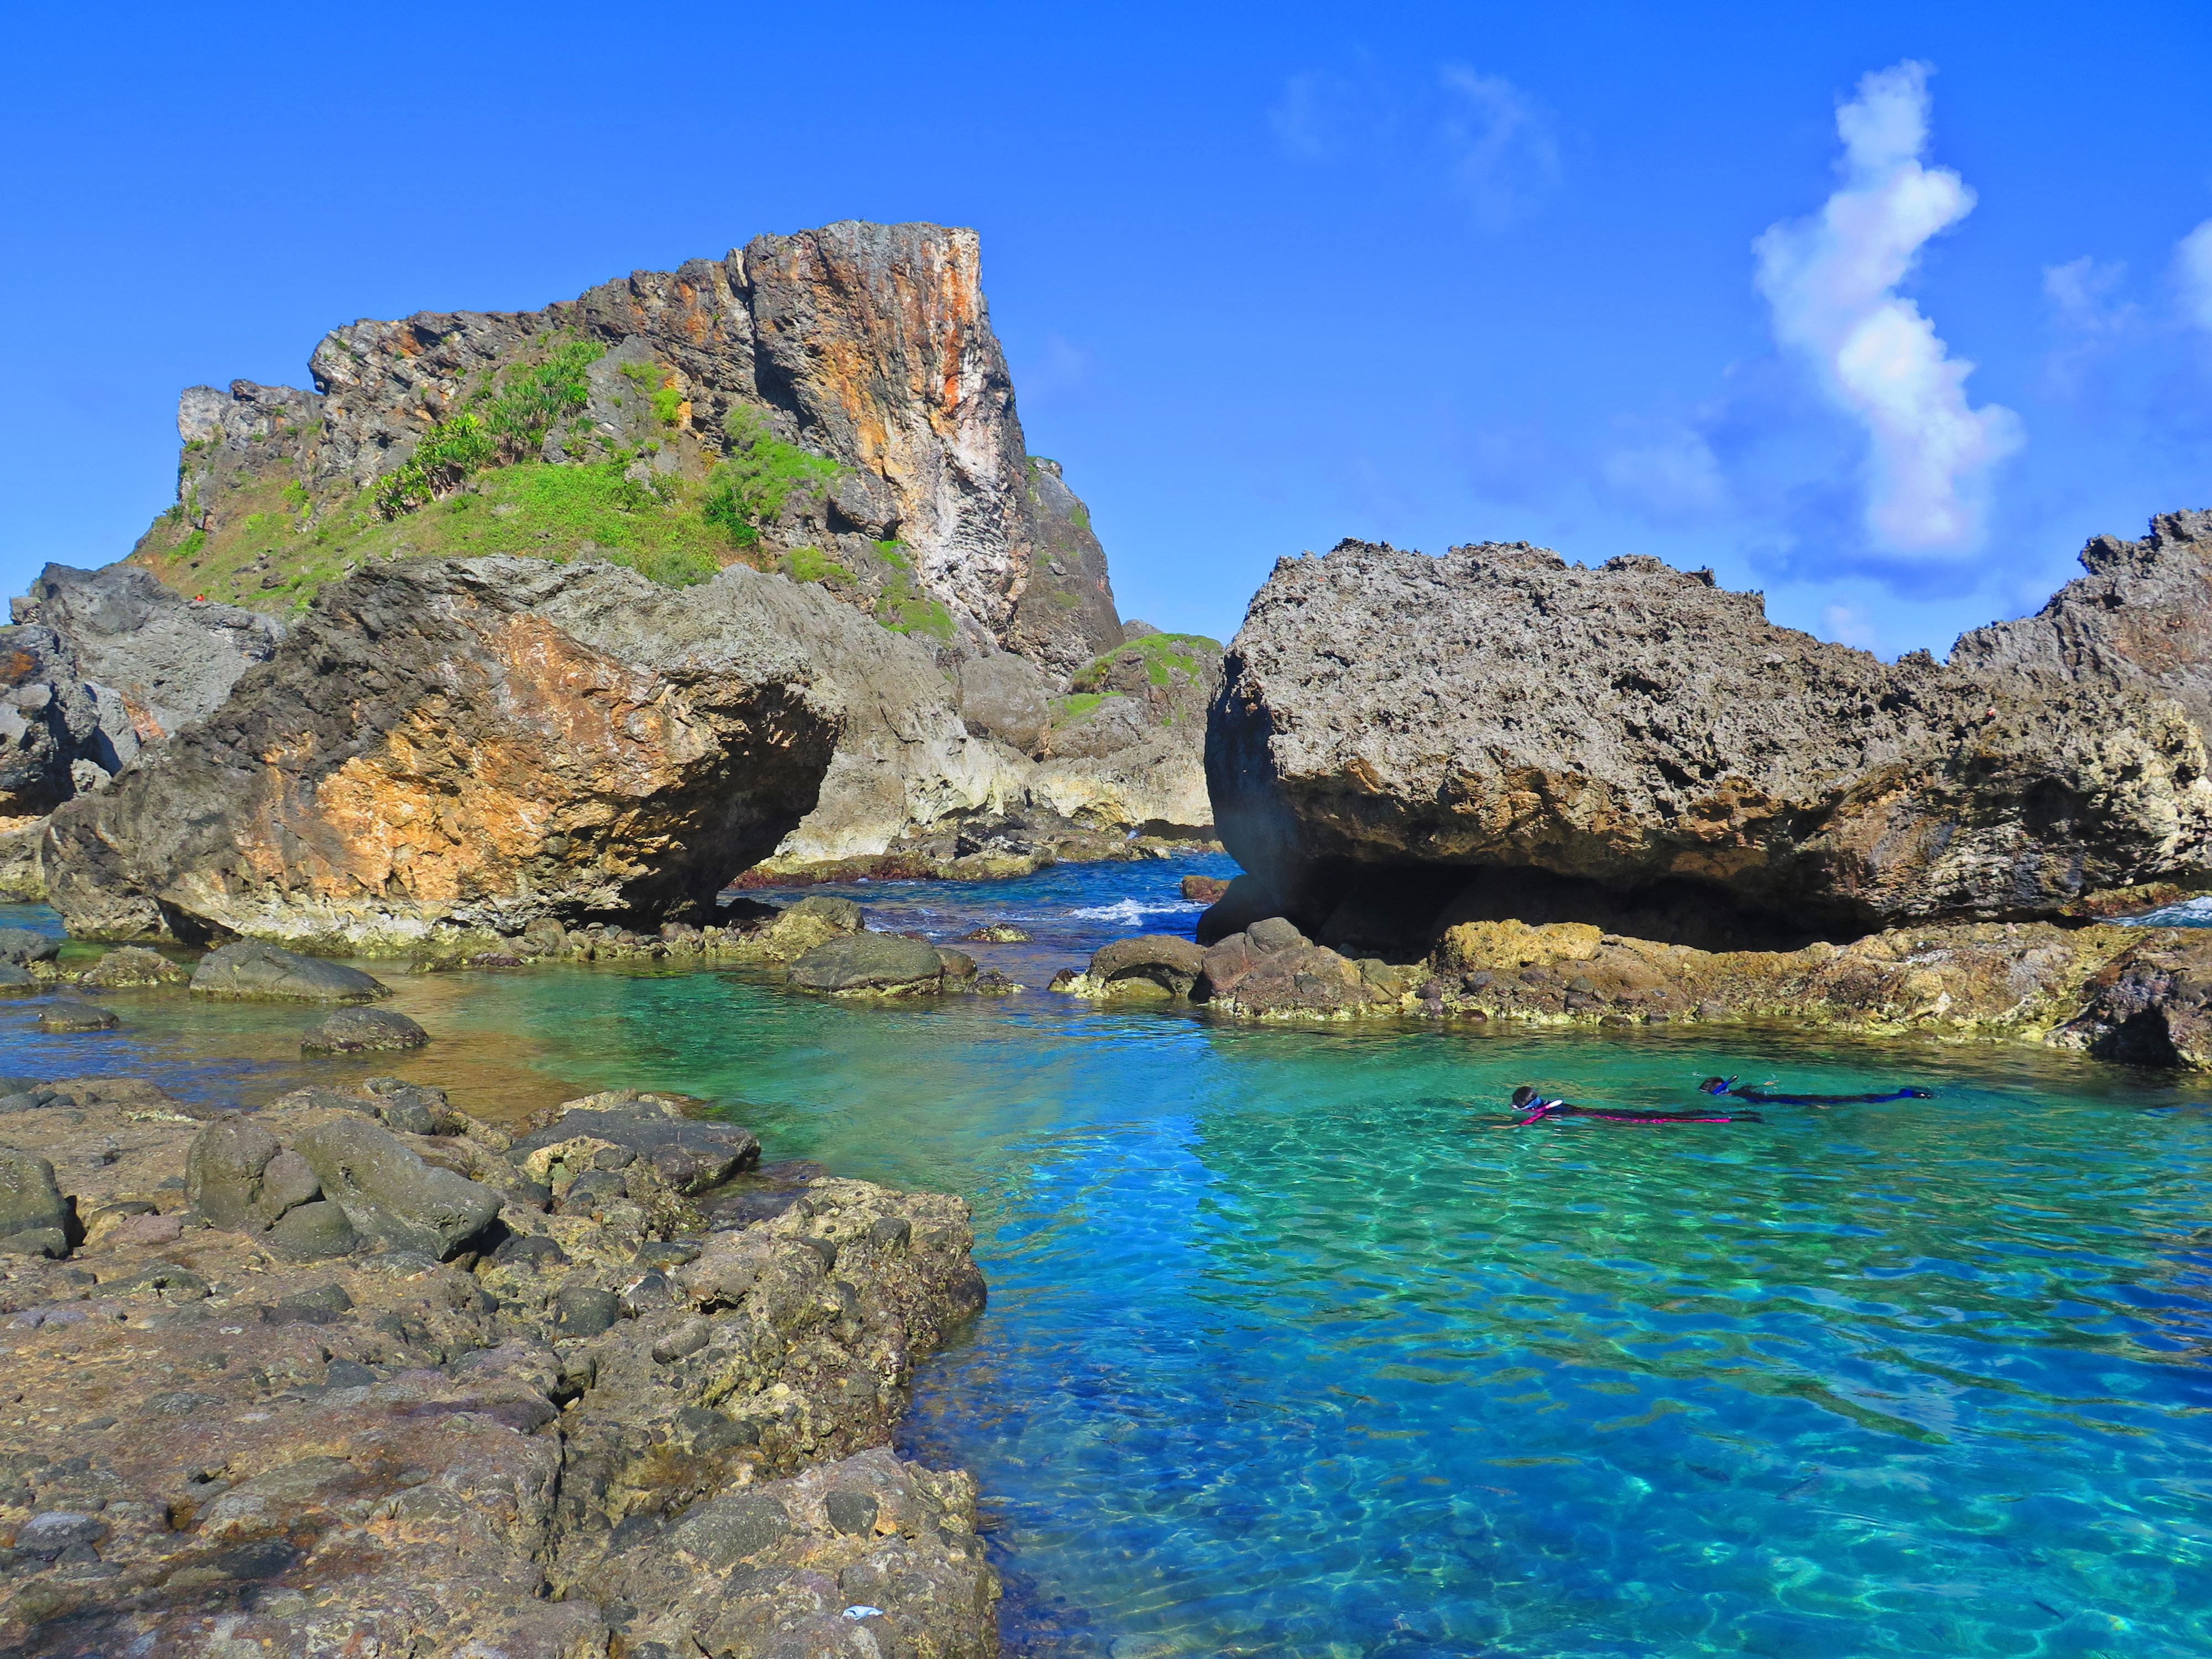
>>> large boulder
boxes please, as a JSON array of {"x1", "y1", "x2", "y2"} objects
[
  {"x1": 787, "y1": 932, "x2": 947, "y2": 994},
  {"x1": 1207, "y1": 524, "x2": 2212, "y2": 945},
  {"x1": 41, "y1": 557, "x2": 846, "y2": 948},
  {"x1": 2053, "y1": 929, "x2": 2212, "y2": 1066},
  {"x1": 289, "y1": 1115, "x2": 503, "y2": 1259},
  {"x1": 191, "y1": 940, "x2": 391, "y2": 1002},
  {"x1": 510, "y1": 1092, "x2": 761, "y2": 1195},
  {"x1": 1084, "y1": 935, "x2": 1206, "y2": 997}
]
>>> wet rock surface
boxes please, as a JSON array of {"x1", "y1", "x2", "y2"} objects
[
  {"x1": 0, "y1": 1076, "x2": 995, "y2": 1655},
  {"x1": 1209, "y1": 521, "x2": 2212, "y2": 943},
  {"x1": 789, "y1": 934, "x2": 950, "y2": 996},
  {"x1": 2053, "y1": 929, "x2": 2212, "y2": 1066},
  {"x1": 190, "y1": 941, "x2": 389, "y2": 1004},
  {"x1": 300, "y1": 1006, "x2": 427, "y2": 1054}
]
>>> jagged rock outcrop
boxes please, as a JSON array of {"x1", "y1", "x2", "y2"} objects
[
  {"x1": 14, "y1": 563, "x2": 283, "y2": 740},
  {"x1": 41, "y1": 557, "x2": 842, "y2": 948},
  {"x1": 0, "y1": 566, "x2": 285, "y2": 899},
  {"x1": 1952, "y1": 510, "x2": 2212, "y2": 727},
  {"x1": 139, "y1": 220, "x2": 1120, "y2": 677},
  {"x1": 0, "y1": 1079, "x2": 996, "y2": 1655},
  {"x1": 1206, "y1": 521, "x2": 2212, "y2": 947}
]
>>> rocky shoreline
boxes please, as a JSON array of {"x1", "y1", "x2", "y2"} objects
[
  {"x1": 1050, "y1": 911, "x2": 2212, "y2": 1065},
  {"x1": 0, "y1": 1055, "x2": 996, "y2": 1657}
]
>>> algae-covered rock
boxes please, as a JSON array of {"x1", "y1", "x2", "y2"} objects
[
  {"x1": 302, "y1": 1006, "x2": 429, "y2": 1054},
  {"x1": 787, "y1": 932, "x2": 947, "y2": 995},
  {"x1": 80, "y1": 946, "x2": 188, "y2": 988}
]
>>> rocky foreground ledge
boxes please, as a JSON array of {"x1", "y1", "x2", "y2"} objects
[
  {"x1": 1058, "y1": 914, "x2": 2212, "y2": 1067},
  {"x1": 0, "y1": 1073, "x2": 995, "y2": 1656}
]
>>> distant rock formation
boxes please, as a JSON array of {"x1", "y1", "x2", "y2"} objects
[
  {"x1": 1206, "y1": 513, "x2": 2212, "y2": 949},
  {"x1": 138, "y1": 221, "x2": 1121, "y2": 677}
]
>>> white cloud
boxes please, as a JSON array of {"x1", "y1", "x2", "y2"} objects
[
  {"x1": 1267, "y1": 62, "x2": 1558, "y2": 231},
  {"x1": 2178, "y1": 218, "x2": 2212, "y2": 333},
  {"x1": 1436, "y1": 67, "x2": 1560, "y2": 229},
  {"x1": 2043, "y1": 257, "x2": 2131, "y2": 335},
  {"x1": 1754, "y1": 61, "x2": 2022, "y2": 556},
  {"x1": 1269, "y1": 71, "x2": 1343, "y2": 161},
  {"x1": 1599, "y1": 426, "x2": 1728, "y2": 525}
]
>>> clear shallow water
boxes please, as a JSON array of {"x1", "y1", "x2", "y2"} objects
[{"x1": 6, "y1": 864, "x2": 2212, "y2": 1656}]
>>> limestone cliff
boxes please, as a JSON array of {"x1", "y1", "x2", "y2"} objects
[
  {"x1": 134, "y1": 221, "x2": 1121, "y2": 677},
  {"x1": 1206, "y1": 516, "x2": 2212, "y2": 947}
]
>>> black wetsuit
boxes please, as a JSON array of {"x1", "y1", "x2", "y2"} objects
[{"x1": 1699, "y1": 1077, "x2": 1930, "y2": 1105}]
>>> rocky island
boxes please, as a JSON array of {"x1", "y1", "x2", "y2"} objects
[{"x1": 4, "y1": 221, "x2": 1224, "y2": 925}]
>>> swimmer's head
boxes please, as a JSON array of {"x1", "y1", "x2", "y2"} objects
[
  {"x1": 1511, "y1": 1084, "x2": 1539, "y2": 1109},
  {"x1": 1698, "y1": 1077, "x2": 1734, "y2": 1095}
]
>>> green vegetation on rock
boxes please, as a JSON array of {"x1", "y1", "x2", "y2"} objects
[
  {"x1": 702, "y1": 408, "x2": 840, "y2": 549},
  {"x1": 375, "y1": 338, "x2": 607, "y2": 515},
  {"x1": 784, "y1": 546, "x2": 851, "y2": 586},
  {"x1": 1073, "y1": 632, "x2": 1220, "y2": 692}
]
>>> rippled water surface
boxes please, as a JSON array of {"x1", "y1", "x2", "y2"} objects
[{"x1": 6, "y1": 860, "x2": 2212, "y2": 1657}]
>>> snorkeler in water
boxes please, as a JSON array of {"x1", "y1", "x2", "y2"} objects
[
  {"x1": 1698, "y1": 1076, "x2": 1932, "y2": 1105},
  {"x1": 1507, "y1": 1084, "x2": 1762, "y2": 1126}
]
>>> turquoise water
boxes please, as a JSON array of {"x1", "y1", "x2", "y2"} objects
[{"x1": 6, "y1": 864, "x2": 2212, "y2": 1655}]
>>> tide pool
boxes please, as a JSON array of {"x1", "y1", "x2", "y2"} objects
[{"x1": 4, "y1": 858, "x2": 2209, "y2": 1656}]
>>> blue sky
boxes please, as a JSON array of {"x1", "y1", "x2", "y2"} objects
[{"x1": 6, "y1": 1, "x2": 2210, "y2": 656}]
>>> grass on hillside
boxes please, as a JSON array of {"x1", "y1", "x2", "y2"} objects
[{"x1": 1072, "y1": 631, "x2": 1222, "y2": 692}]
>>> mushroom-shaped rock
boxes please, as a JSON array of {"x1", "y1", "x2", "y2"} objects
[
  {"x1": 191, "y1": 940, "x2": 390, "y2": 1003},
  {"x1": 1086, "y1": 935, "x2": 1206, "y2": 997},
  {"x1": 40, "y1": 557, "x2": 842, "y2": 949},
  {"x1": 787, "y1": 933, "x2": 946, "y2": 995}
]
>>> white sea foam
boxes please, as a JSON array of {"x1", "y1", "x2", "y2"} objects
[
  {"x1": 2128, "y1": 895, "x2": 2212, "y2": 927},
  {"x1": 1071, "y1": 897, "x2": 1203, "y2": 926}
]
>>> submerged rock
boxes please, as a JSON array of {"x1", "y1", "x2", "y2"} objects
[
  {"x1": 1208, "y1": 519, "x2": 2212, "y2": 946},
  {"x1": 301, "y1": 1006, "x2": 429, "y2": 1053},
  {"x1": 788, "y1": 933, "x2": 948, "y2": 995},
  {"x1": 79, "y1": 945, "x2": 187, "y2": 988},
  {"x1": 190, "y1": 940, "x2": 390, "y2": 1003},
  {"x1": 35, "y1": 998, "x2": 118, "y2": 1034}
]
